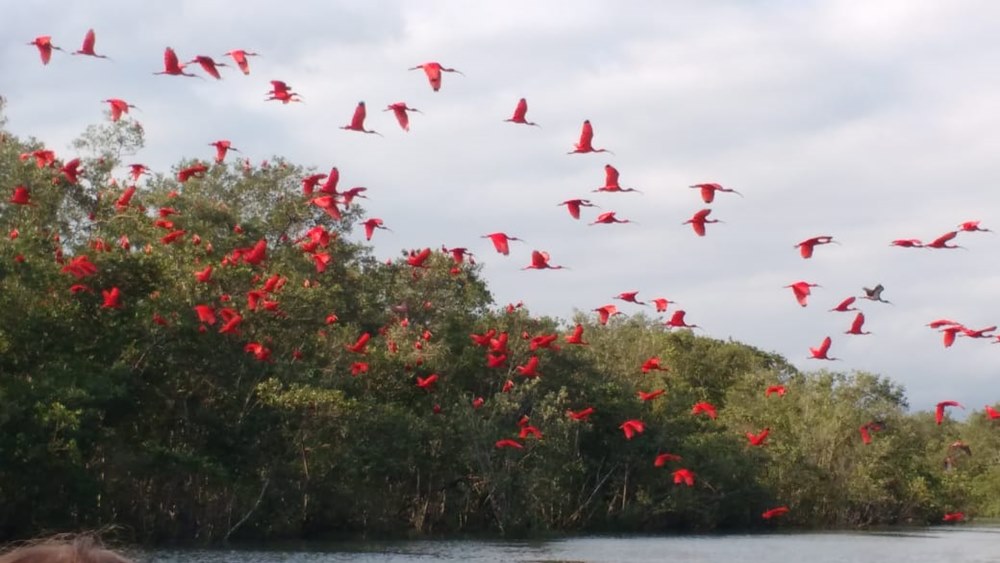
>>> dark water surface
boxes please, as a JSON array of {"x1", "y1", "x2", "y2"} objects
[{"x1": 143, "y1": 525, "x2": 1000, "y2": 562}]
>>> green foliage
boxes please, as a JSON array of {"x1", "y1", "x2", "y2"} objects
[{"x1": 0, "y1": 110, "x2": 996, "y2": 543}]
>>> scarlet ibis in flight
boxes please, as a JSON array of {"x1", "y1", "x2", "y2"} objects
[
  {"x1": 482, "y1": 232, "x2": 523, "y2": 255},
  {"x1": 641, "y1": 357, "x2": 669, "y2": 373},
  {"x1": 409, "y1": 62, "x2": 463, "y2": 91},
  {"x1": 154, "y1": 47, "x2": 198, "y2": 77},
  {"x1": 690, "y1": 183, "x2": 742, "y2": 203},
  {"x1": 594, "y1": 164, "x2": 640, "y2": 192},
  {"x1": 565, "y1": 324, "x2": 588, "y2": 345},
  {"x1": 341, "y1": 102, "x2": 381, "y2": 136},
  {"x1": 746, "y1": 428, "x2": 770, "y2": 446},
  {"x1": 650, "y1": 298, "x2": 674, "y2": 313},
  {"x1": 654, "y1": 453, "x2": 682, "y2": 467},
  {"x1": 187, "y1": 55, "x2": 228, "y2": 79},
  {"x1": 619, "y1": 419, "x2": 645, "y2": 439},
  {"x1": 795, "y1": 235, "x2": 837, "y2": 259},
  {"x1": 765, "y1": 385, "x2": 786, "y2": 397},
  {"x1": 829, "y1": 296, "x2": 859, "y2": 312},
  {"x1": 940, "y1": 325, "x2": 964, "y2": 348},
  {"x1": 762, "y1": 506, "x2": 790, "y2": 520},
  {"x1": 665, "y1": 310, "x2": 698, "y2": 329},
  {"x1": 73, "y1": 29, "x2": 109, "y2": 59},
  {"x1": 516, "y1": 356, "x2": 541, "y2": 378},
  {"x1": 416, "y1": 374, "x2": 438, "y2": 390},
  {"x1": 684, "y1": 209, "x2": 721, "y2": 237},
  {"x1": 266, "y1": 80, "x2": 302, "y2": 103},
  {"x1": 859, "y1": 422, "x2": 881, "y2": 445},
  {"x1": 559, "y1": 199, "x2": 598, "y2": 220},
  {"x1": 495, "y1": 439, "x2": 523, "y2": 449},
  {"x1": 568, "y1": 120, "x2": 613, "y2": 154},
  {"x1": 925, "y1": 231, "x2": 964, "y2": 249},
  {"x1": 957, "y1": 220, "x2": 992, "y2": 233},
  {"x1": 28, "y1": 36, "x2": 63, "y2": 65},
  {"x1": 784, "y1": 281, "x2": 820, "y2": 307},
  {"x1": 672, "y1": 468, "x2": 695, "y2": 486},
  {"x1": 384, "y1": 102, "x2": 421, "y2": 131},
  {"x1": 985, "y1": 405, "x2": 1000, "y2": 420},
  {"x1": 523, "y1": 250, "x2": 565, "y2": 270},
  {"x1": 890, "y1": 239, "x2": 923, "y2": 248},
  {"x1": 103, "y1": 99, "x2": 137, "y2": 122},
  {"x1": 593, "y1": 304, "x2": 623, "y2": 325},
  {"x1": 691, "y1": 401, "x2": 717, "y2": 419},
  {"x1": 808, "y1": 336, "x2": 839, "y2": 360},
  {"x1": 346, "y1": 332, "x2": 371, "y2": 354},
  {"x1": 209, "y1": 140, "x2": 239, "y2": 163},
  {"x1": 616, "y1": 291, "x2": 647, "y2": 306},
  {"x1": 567, "y1": 407, "x2": 595, "y2": 421},
  {"x1": 589, "y1": 211, "x2": 633, "y2": 225},
  {"x1": 362, "y1": 218, "x2": 390, "y2": 241},
  {"x1": 860, "y1": 284, "x2": 891, "y2": 304},
  {"x1": 942, "y1": 512, "x2": 965, "y2": 523},
  {"x1": 638, "y1": 389, "x2": 666, "y2": 402},
  {"x1": 845, "y1": 312, "x2": 872, "y2": 335},
  {"x1": 935, "y1": 401, "x2": 964, "y2": 425},
  {"x1": 505, "y1": 98, "x2": 539, "y2": 126},
  {"x1": 224, "y1": 49, "x2": 259, "y2": 75}
]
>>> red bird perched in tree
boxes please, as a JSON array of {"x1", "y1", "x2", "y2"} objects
[
  {"x1": 495, "y1": 439, "x2": 523, "y2": 449},
  {"x1": 691, "y1": 401, "x2": 717, "y2": 419},
  {"x1": 890, "y1": 238, "x2": 923, "y2": 248},
  {"x1": 516, "y1": 356, "x2": 541, "y2": 378},
  {"x1": 481, "y1": 232, "x2": 523, "y2": 255},
  {"x1": 925, "y1": 231, "x2": 964, "y2": 249},
  {"x1": 505, "y1": 98, "x2": 539, "y2": 126},
  {"x1": 341, "y1": 102, "x2": 381, "y2": 136},
  {"x1": 665, "y1": 310, "x2": 699, "y2": 330},
  {"x1": 406, "y1": 248, "x2": 432, "y2": 268},
  {"x1": 638, "y1": 389, "x2": 666, "y2": 402},
  {"x1": 594, "y1": 164, "x2": 640, "y2": 193},
  {"x1": 593, "y1": 304, "x2": 623, "y2": 325},
  {"x1": 858, "y1": 421, "x2": 884, "y2": 445},
  {"x1": 684, "y1": 208, "x2": 721, "y2": 237},
  {"x1": 362, "y1": 218, "x2": 390, "y2": 241},
  {"x1": 266, "y1": 80, "x2": 302, "y2": 104},
  {"x1": 985, "y1": 405, "x2": 1000, "y2": 420},
  {"x1": 73, "y1": 29, "x2": 109, "y2": 59},
  {"x1": 102, "y1": 99, "x2": 137, "y2": 122},
  {"x1": 568, "y1": 120, "x2": 613, "y2": 154},
  {"x1": 193, "y1": 304, "x2": 216, "y2": 325},
  {"x1": 154, "y1": 47, "x2": 198, "y2": 77},
  {"x1": 641, "y1": 357, "x2": 669, "y2": 373},
  {"x1": 194, "y1": 265, "x2": 212, "y2": 283},
  {"x1": 784, "y1": 281, "x2": 821, "y2": 307},
  {"x1": 565, "y1": 324, "x2": 589, "y2": 345},
  {"x1": 845, "y1": 312, "x2": 872, "y2": 335},
  {"x1": 244, "y1": 342, "x2": 271, "y2": 362},
  {"x1": 957, "y1": 220, "x2": 992, "y2": 233},
  {"x1": 762, "y1": 506, "x2": 790, "y2": 520},
  {"x1": 650, "y1": 298, "x2": 674, "y2": 313},
  {"x1": 746, "y1": 428, "x2": 770, "y2": 446},
  {"x1": 28, "y1": 36, "x2": 63, "y2": 65},
  {"x1": 619, "y1": 419, "x2": 645, "y2": 440},
  {"x1": 808, "y1": 336, "x2": 839, "y2": 360},
  {"x1": 795, "y1": 235, "x2": 837, "y2": 259},
  {"x1": 177, "y1": 163, "x2": 208, "y2": 182},
  {"x1": 829, "y1": 296, "x2": 859, "y2": 312},
  {"x1": 409, "y1": 62, "x2": 464, "y2": 91},
  {"x1": 22, "y1": 149, "x2": 57, "y2": 168},
  {"x1": 101, "y1": 286, "x2": 122, "y2": 309},
  {"x1": 559, "y1": 199, "x2": 598, "y2": 220},
  {"x1": 589, "y1": 211, "x2": 634, "y2": 225},
  {"x1": 223, "y1": 49, "x2": 259, "y2": 75},
  {"x1": 616, "y1": 291, "x2": 646, "y2": 306},
  {"x1": 690, "y1": 183, "x2": 742, "y2": 203},
  {"x1": 346, "y1": 332, "x2": 371, "y2": 354},
  {"x1": 416, "y1": 374, "x2": 438, "y2": 390},
  {"x1": 187, "y1": 55, "x2": 228, "y2": 79},
  {"x1": 567, "y1": 407, "x2": 595, "y2": 421},
  {"x1": 765, "y1": 385, "x2": 786, "y2": 397},
  {"x1": 384, "y1": 102, "x2": 421, "y2": 131},
  {"x1": 61, "y1": 255, "x2": 98, "y2": 279},
  {"x1": 672, "y1": 468, "x2": 695, "y2": 486},
  {"x1": 942, "y1": 512, "x2": 965, "y2": 523},
  {"x1": 654, "y1": 453, "x2": 682, "y2": 467},
  {"x1": 935, "y1": 401, "x2": 964, "y2": 425},
  {"x1": 209, "y1": 140, "x2": 239, "y2": 163},
  {"x1": 523, "y1": 250, "x2": 565, "y2": 270},
  {"x1": 10, "y1": 186, "x2": 33, "y2": 206}
]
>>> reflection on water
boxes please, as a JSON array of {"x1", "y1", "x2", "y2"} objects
[{"x1": 141, "y1": 525, "x2": 1000, "y2": 563}]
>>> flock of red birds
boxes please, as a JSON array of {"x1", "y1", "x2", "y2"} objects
[{"x1": 13, "y1": 28, "x2": 989, "y2": 525}]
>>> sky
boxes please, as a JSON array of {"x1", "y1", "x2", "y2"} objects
[{"x1": 3, "y1": 0, "x2": 999, "y2": 415}]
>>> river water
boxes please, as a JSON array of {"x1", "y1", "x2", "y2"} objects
[{"x1": 143, "y1": 525, "x2": 999, "y2": 562}]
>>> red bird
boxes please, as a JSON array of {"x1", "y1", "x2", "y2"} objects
[
  {"x1": 565, "y1": 324, "x2": 589, "y2": 345},
  {"x1": 690, "y1": 183, "x2": 742, "y2": 203},
  {"x1": 187, "y1": 55, "x2": 228, "y2": 79},
  {"x1": 523, "y1": 250, "x2": 565, "y2": 270},
  {"x1": 495, "y1": 439, "x2": 523, "y2": 449},
  {"x1": 641, "y1": 357, "x2": 669, "y2": 373},
  {"x1": 346, "y1": 332, "x2": 371, "y2": 354},
  {"x1": 684, "y1": 208, "x2": 721, "y2": 237},
  {"x1": 957, "y1": 220, "x2": 991, "y2": 233},
  {"x1": 341, "y1": 102, "x2": 381, "y2": 136},
  {"x1": 672, "y1": 468, "x2": 695, "y2": 486},
  {"x1": 409, "y1": 62, "x2": 464, "y2": 91},
  {"x1": 127, "y1": 164, "x2": 150, "y2": 182},
  {"x1": 559, "y1": 199, "x2": 598, "y2": 220},
  {"x1": 619, "y1": 419, "x2": 645, "y2": 440},
  {"x1": 193, "y1": 304, "x2": 217, "y2": 325},
  {"x1": 101, "y1": 287, "x2": 122, "y2": 309},
  {"x1": 829, "y1": 296, "x2": 859, "y2": 312},
  {"x1": 935, "y1": 401, "x2": 964, "y2": 425},
  {"x1": 61, "y1": 255, "x2": 98, "y2": 279},
  {"x1": 986, "y1": 405, "x2": 1000, "y2": 420},
  {"x1": 925, "y1": 231, "x2": 963, "y2": 249},
  {"x1": 589, "y1": 211, "x2": 633, "y2": 225},
  {"x1": 516, "y1": 356, "x2": 541, "y2": 378},
  {"x1": 940, "y1": 325, "x2": 964, "y2": 348},
  {"x1": 209, "y1": 140, "x2": 239, "y2": 163},
  {"x1": 762, "y1": 506, "x2": 790, "y2": 520},
  {"x1": 28, "y1": 36, "x2": 63, "y2": 65},
  {"x1": 665, "y1": 310, "x2": 699, "y2": 330},
  {"x1": 519, "y1": 425, "x2": 543, "y2": 439},
  {"x1": 765, "y1": 385, "x2": 786, "y2": 397},
  {"x1": 942, "y1": 512, "x2": 965, "y2": 523},
  {"x1": 10, "y1": 186, "x2": 33, "y2": 206},
  {"x1": 593, "y1": 304, "x2": 623, "y2": 325},
  {"x1": 568, "y1": 120, "x2": 613, "y2": 155},
  {"x1": 808, "y1": 336, "x2": 838, "y2": 360},
  {"x1": 154, "y1": 47, "x2": 197, "y2": 77},
  {"x1": 653, "y1": 453, "x2": 682, "y2": 467},
  {"x1": 650, "y1": 298, "x2": 674, "y2": 313},
  {"x1": 223, "y1": 49, "x2": 259, "y2": 75},
  {"x1": 362, "y1": 218, "x2": 390, "y2": 241},
  {"x1": 691, "y1": 401, "x2": 717, "y2": 419},
  {"x1": 406, "y1": 248, "x2": 432, "y2": 267},
  {"x1": 73, "y1": 29, "x2": 109, "y2": 59},
  {"x1": 115, "y1": 186, "x2": 136, "y2": 211},
  {"x1": 784, "y1": 281, "x2": 820, "y2": 307},
  {"x1": 746, "y1": 428, "x2": 770, "y2": 446},
  {"x1": 194, "y1": 265, "x2": 212, "y2": 283},
  {"x1": 890, "y1": 238, "x2": 923, "y2": 248},
  {"x1": 845, "y1": 312, "x2": 872, "y2": 335},
  {"x1": 616, "y1": 291, "x2": 646, "y2": 306},
  {"x1": 567, "y1": 407, "x2": 595, "y2": 421},
  {"x1": 59, "y1": 158, "x2": 83, "y2": 184},
  {"x1": 505, "y1": 98, "x2": 539, "y2": 126},
  {"x1": 795, "y1": 236, "x2": 837, "y2": 259},
  {"x1": 416, "y1": 374, "x2": 438, "y2": 390},
  {"x1": 481, "y1": 232, "x2": 523, "y2": 255},
  {"x1": 638, "y1": 389, "x2": 666, "y2": 402},
  {"x1": 309, "y1": 195, "x2": 342, "y2": 220},
  {"x1": 102, "y1": 99, "x2": 137, "y2": 122},
  {"x1": 266, "y1": 80, "x2": 302, "y2": 103},
  {"x1": 594, "y1": 164, "x2": 639, "y2": 193},
  {"x1": 177, "y1": 163, "x2": 208, "y2": 182},
  {"x1": 384, "y1": 102, "x2": 421, "y2": 131}
]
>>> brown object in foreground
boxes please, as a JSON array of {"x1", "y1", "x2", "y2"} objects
[{"x1": 0, "y1": 535, "x2": 131, "y2": 563}]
